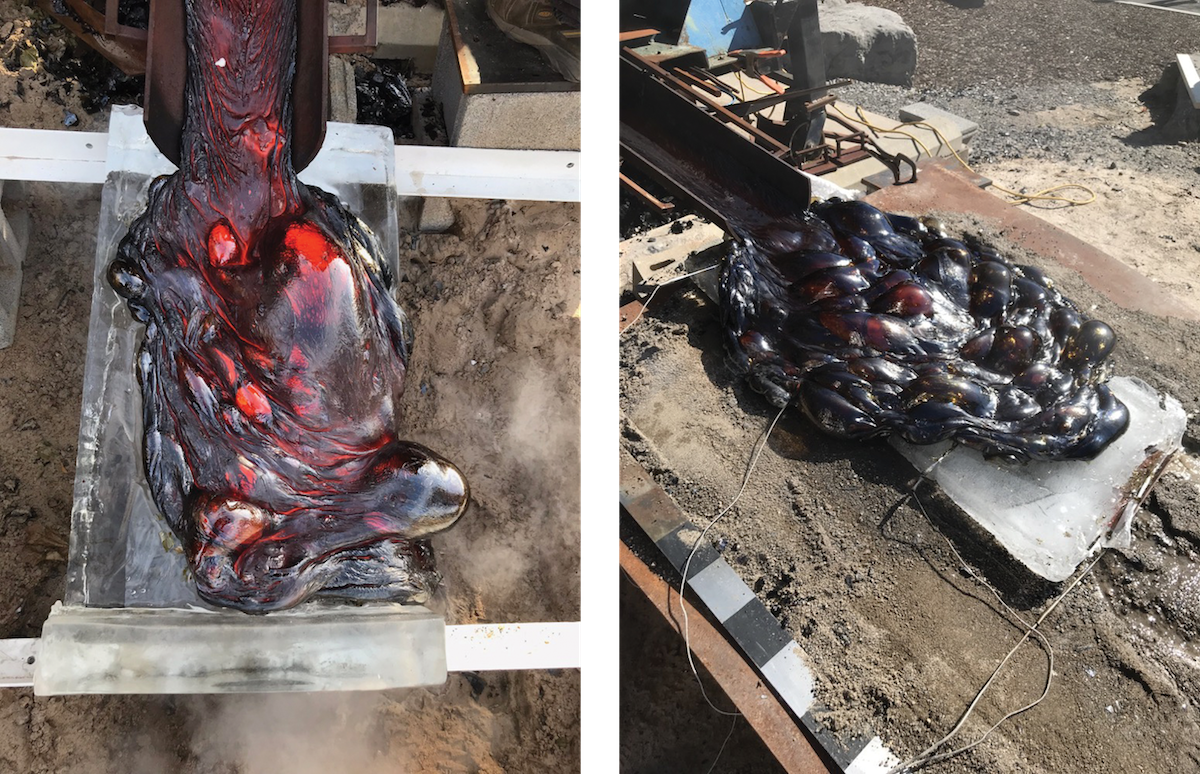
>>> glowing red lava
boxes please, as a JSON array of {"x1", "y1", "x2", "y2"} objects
[{"x1": 109, "y1": 0, "x2": 467, "y2": 612}]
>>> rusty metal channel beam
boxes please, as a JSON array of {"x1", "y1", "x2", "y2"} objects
[
  {"x1": 144, "y1": 0, "x2": 330, "y2": 172},
  {"x1": 620, "y1": 542, "x2": 833, "y2": 774},
  {"x1": 620, "y1": 50, "x2": 812, "y2": 232},
  {"x1": 38, "y1": 0, "x2": 147, "y2": 74},
  {"x1": 619, "y1": 449, "x2": 893, "y2": 771}
]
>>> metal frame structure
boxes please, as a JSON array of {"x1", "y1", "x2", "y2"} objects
[{"x1": 0, "y1": 127, "x2": 582, "y2": 202}]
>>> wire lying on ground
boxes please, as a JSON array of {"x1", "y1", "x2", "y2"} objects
[
  {"x1": 886, "y1": 474, "x2": 1107, "y2": 773},
  {"x1": 681, "y1": 405, "x2": 792, "y2": 720}
]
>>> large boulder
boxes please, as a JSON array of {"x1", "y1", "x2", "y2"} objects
[{"x1": 819, "y1": 1, "x2": 917, "y2": 86}]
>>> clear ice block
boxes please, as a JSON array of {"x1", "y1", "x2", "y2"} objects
[
  {"x1": 893, "y1": 376, "x2": 1186, "y2": 582},
  {"x1": 46, "y1": 106, "x2": 445, "y2": 694}
]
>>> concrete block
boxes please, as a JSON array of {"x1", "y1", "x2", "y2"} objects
[
  {"x1": 1141, "y1": 57, "x2": 1200, "y2": 141},
  {"x1": 432, "y1": 17, "x2": 580, "y2": 151},
  {"x1": 618, "y1": 216, "x2": 726, "y2": 295},
  {"x1": 821, "y1": 2, "x2": 917, "y2": 86},
  {"x1": 433, "y1": 18, "x2": 464, "y2": 133},
  {"x1": 450, "y1": 91, "x2": 579, "y2": 150},
  {"x1": 898, "y1": 102, "x2": 979, "y2": 145},
  {"x1": 328, "y1": 1, "x2": 365, "y2": 36},
  {"x1": 410, "y1": 88, "x2": 447, "y2": 145},
  {"x1": 1166, "y1": 54, "x2": 1200, "y2": 141},
  {"x1": 0, "y1": 180, "x2": 30, "y2": 350},
  {"x1": 328, "y1": 55, "x2": 357, "y2": 124},
  {"x1": 1180, "y1": 53, "x2": 1200, "y2": 108},
  {"x1": 377, "y1": 3, "x2": 445, "y2": 73},
  {"x1": 418, "y1": 197, "x2": 456, "y2": 232}
]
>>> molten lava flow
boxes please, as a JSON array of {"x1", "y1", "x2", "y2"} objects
[
  {"x1": 721, "y1": 200, "x2": 1130, "y2": 462},
  {"x1": 109, "y1": 0, "x2": 467, "y2": 612}
]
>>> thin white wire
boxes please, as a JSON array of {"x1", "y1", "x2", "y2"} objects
[
  {"x1": 705, "y1": 715, "x2": 740, "y2": 774},
  {"x1": 621, "y1": 264, "x2": 719, "y2": 333},
  {"x1": 887, "y1": 479, "x2": 1107, "y2": 773},
  {"x1": 675, "y1": 402, "x2": 789, "y2": 717}
]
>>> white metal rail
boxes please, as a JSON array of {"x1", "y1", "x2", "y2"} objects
[{"x1": 0, "y1": 127, "x2": 580, "y2": 202}]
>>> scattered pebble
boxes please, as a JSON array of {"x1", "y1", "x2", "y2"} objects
[{"x1": 4, "y1": 507, "x2": 34, "y2": 523}]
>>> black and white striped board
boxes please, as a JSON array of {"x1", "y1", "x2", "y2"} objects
[{"x1": 621, "y1": 455, "x2": 900, "y2": 773}]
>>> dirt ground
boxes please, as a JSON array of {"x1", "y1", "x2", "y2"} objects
[
  {"x1": 971, "y1": 78, "x2": 1200, "y2": 320},
  {"x1": 0, "y1": 2, "x2": 580, "y2": 772}
]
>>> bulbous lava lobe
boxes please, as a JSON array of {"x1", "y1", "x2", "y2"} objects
[
  {"x1": 109, "y1": 0, "x2": 467, "y2": 612},
  {"x1": 720, "y1": 199, "x2": 1129, "y2": 462}
]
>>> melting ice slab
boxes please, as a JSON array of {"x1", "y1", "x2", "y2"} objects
[{"x1": 893, "y1": 376, "x2": 1186, "y2": 582}]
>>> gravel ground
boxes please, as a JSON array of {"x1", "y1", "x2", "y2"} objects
[
  {"x1": 838, "y1": 77, "x2": 1200, "y2": 170},
  {"x1": 855, "y1": 0, "x2": 1200, "y2": 89},
  {"x1": 842, "y1": 0, "x2": 1200, "y2": 174}
]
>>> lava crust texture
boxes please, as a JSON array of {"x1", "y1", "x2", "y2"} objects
[
  {"x1": 721, "y1": 200, "x2": 1130, "y2": 461},
  {"x1": 109, "y1": 0, "x2": 468, "y2": 612}
]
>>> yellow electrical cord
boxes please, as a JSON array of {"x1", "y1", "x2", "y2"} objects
[
  {"x1": 828, "y1": 103, "x2": 1096, "y2": 207},
  {"x1": 734, "y1": 72, "x2": 775, "y2": 99}
]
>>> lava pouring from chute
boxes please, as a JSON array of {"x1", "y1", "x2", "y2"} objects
[{"x1": 109, "y1": 0, "x2": 468, "y2": 613}]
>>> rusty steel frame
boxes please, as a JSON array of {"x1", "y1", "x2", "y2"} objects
[
  {"x1": 624, "y1": 46, "x2": 792, "y2": 157},
  {"x1": 37, "y1": 0, "x2": 147, "y2": 74},
  {"x1": 620, "y1": 49, "x2": 813, "y2": 230},
  {"x1": 619, "y1": 44, "x2": 915, "y2": 213}
]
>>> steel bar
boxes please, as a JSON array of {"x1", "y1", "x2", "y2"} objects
[
  {"x1": 673, "y1": 67, "x2": 725, "y2": 98},
  {"x1": 0, "y1": 639, "x2": 37, "y2": 688},
  {"x1": 619, "y1": 172, "x2": 674, "y2": 211},
  {"x1": 724, "y1": 79, "x2": 853, "y2": 118},
  {"x1": 393, "y1": 145, "x2": 580, "y2": 201},
  {"x1": 444, "y1": 622, "x2": 580, "y2": 672}
]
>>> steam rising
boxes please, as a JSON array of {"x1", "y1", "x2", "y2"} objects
[
  {"x1": 189, "y1": 693, "x2": 403, "y2": 774},
  {"x1": 437, "y1": 360, "x2": 581, "y2": 622}
]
